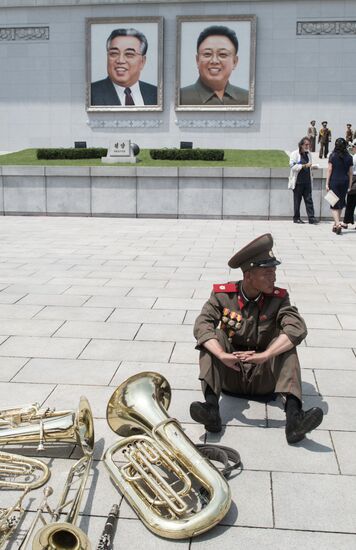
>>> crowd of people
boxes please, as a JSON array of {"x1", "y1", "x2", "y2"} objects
[{"x1": 288, "y1": 121, "x2": 356, "y2": 233}]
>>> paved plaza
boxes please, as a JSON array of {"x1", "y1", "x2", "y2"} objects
[{"x1": 1, "y1": 215, "x2": 356, "y2": 549}]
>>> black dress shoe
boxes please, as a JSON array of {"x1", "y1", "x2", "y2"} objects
[
  {"x1": 293, "y1": 219, "x2": 305, "y2": 224},
  {"x1": 190, "y1": 401, "x2": 222, "y2": 433},
  {"x1": 309, "y1": 218, "x2": 319, "y2": 224},
  {"x1": 286, "y1": 407, "x2": 323, "y2": 444}
]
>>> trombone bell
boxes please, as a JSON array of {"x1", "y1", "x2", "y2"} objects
[{"x1": 32, "y1": 523, "x2": 91, "y2": 550}]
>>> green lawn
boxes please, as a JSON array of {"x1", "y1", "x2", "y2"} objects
[{"x1": 0, "y1": 148, "x2": 288, "y2": 167}]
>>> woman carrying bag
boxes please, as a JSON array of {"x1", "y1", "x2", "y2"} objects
[{"x1": 325, "y1": 138, "x2": 353, "y2": 234}]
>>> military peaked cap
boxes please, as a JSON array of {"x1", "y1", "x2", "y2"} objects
[{"x1": 228, "y1": 233, "x2": 281, "y2": 272}]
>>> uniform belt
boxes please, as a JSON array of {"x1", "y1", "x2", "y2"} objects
[{"x1": 233, "y1": 345, "x2": 265, "y2": 352}]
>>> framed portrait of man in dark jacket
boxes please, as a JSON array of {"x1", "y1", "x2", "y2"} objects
[
  {"x1": 176, "y1": 16, "x2": 256, "y2": 111},
  {"x1": 86, "y1": 17, "x2": 163, "y2": 111}
]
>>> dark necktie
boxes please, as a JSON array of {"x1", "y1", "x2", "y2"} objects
[{"x1": 124, "y1": 87, "x2": 135, "y2": 106}]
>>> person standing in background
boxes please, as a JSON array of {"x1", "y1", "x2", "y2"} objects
[
  {"x1": 289, "y1": 137, "x2": 319, "y2": 224},
  {"x1": 343, "y1": 139, "x2": 356, "y2": 229},
  {"x1": 345, "y1": 124, "x2": 353, "y2": 144},
  {"x1": 326, "y1": 138, "x2": 353, "y2": 234},
  {"x1": 307, "y1": 120, "x2": 317, "y2": 152},
  {"x1": 318, "y1": 121, "x2": 332, "y2": 159}
]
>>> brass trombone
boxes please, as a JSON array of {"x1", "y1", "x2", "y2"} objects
[
  {"x1": 20, "y1": 398, "x2": 94, "y2": 550},
  {"x1": 0, "y1": 397, "x2": 94, "y2": 454},
  {"x1": 104, "y1": 372, "x2": 232, "y2": 539},
  {"x1": 0, "y1": 451, "x2": 50, "y2": 548}
]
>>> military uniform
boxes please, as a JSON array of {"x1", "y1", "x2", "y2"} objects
[
  {"x1": 346, "y1": 125, "x2": 353, "y2": 143},
  {"x1": 307, "y1": 121, "x2": 317, "y2": 152},
  {"x1": 190, "y1": 233, "x2": 323, "y2": 444},
  {"x1": 318, "y1": 122, "x2": 332, "y2": 158},
  {"x1": 194, "y1": 282, "x2": 305, "y2": 401}
]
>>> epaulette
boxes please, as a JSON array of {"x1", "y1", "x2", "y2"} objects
[
  {"x1": 213, "y1": 283, "x2": 238, "y2": 293},
  {"x1": 271, "y1": 286, "x2": 288, "y2": 298}
]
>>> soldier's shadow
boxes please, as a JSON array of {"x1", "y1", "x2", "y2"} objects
[
  {"x1": 214, "y1": 381, "x2": 329, "y2": 449},
  {"x1": 219, "y1": 393, "x2": 267, "y2": 431}
]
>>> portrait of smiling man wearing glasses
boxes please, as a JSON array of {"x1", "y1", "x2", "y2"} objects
[
  {"x1": 180, "y1": 25, "x2": 249, "y2": 106},
  {"x1": 91, "y1": 28, "x2": 157, "y2": 106}
]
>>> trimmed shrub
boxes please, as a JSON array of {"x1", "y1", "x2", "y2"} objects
[
  {"x1": 149, "y1": 148, "x2": 224, "y2": 161},
  {"x1": 37, "y1": 148, "x2": 107, "y2": 160}
]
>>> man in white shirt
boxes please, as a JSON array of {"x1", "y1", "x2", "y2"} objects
[{"x1": 91, "y1": 28, "x2": 157, "y2": 107}]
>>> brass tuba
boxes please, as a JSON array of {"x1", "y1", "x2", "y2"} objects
[
  {"x1": 0, "y1": 451, "x2": 50, "y2": 548},
  {"x1": 0, "y1": 396, "x2": 94, "y2": 454},
  {"x1": 104, "y1": 372, "x2": 232, "y2": 539}
]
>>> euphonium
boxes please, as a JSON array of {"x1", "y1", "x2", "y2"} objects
[
  {"x1": 0, "y1": 451, "x2": 50, "y2": 548},
  {"x1": 104, "y1": 372, "x2": 232, "y2": 539},
  {"x1": 0, "y1": 396, "x2": 94, "y2": 454}
]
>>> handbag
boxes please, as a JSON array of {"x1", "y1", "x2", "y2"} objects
[{"x1": 324, "y1": 190, "x2": 339, "y2": 207}]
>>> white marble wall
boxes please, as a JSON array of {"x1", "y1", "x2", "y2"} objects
[{"x1": 0, "y1": 0, "x2": 355, "y2": 151}]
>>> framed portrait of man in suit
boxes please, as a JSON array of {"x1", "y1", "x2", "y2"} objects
[
  {"x1": 176, "y1": 15, "x2": 256, "y2": 111},
  {"x1": 86, "y1": 17, "x2": 163, "y2": 111}
]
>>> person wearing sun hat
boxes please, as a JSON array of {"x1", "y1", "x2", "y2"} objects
[{"x1": 190, "y1": 233, "x2": 323, "y2": 444}]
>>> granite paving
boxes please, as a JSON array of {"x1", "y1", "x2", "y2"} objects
[{"x1": 0, "y1": 216, "x2": 355, "y2": 549}]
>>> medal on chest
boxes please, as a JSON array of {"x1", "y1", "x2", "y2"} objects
[{"x1": 221, "y1": 308, "x2": 243, "y2": 340}]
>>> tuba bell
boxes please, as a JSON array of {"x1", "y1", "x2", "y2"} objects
[
  {"x1": 104, "y1": 372, "x2": 232, "y2": 539},
  {"x1": 0, "y1": 396, "x2": 94, "y2": 454}
]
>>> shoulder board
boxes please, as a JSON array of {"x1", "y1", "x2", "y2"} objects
[
  {"x1": 213, "y1": 283, "x2": 238, "y2": 294},
  {"x1": 272, "y1": 287, "x2": 288, "y2": 298}
]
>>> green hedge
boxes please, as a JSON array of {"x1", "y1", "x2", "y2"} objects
[
  {"x1": 149, "y1": 148, "x2": 224, "y2": 161},
  {"x1": 37, "y1": 148, "x2": 107, "y2": 160}
]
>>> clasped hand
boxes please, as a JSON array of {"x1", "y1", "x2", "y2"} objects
[{"x1": 219, "y1": 350, "x2": 270, "y2": 371}]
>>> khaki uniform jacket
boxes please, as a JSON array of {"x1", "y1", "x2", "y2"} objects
[
  {"x1": 180, "y1": 78, "x2": 249, "y2": 106},
  {"x1": 194, "y1": 281, "x2": 307, "y2": 352}
]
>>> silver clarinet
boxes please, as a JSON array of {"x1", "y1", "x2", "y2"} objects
[{"x1": 96, "y1": 504, "x2": 119, "y2": 550}]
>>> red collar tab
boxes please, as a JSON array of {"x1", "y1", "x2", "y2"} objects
[
  {"x1": 213, "y1": 283, "x2": 238, "y2": 294},
  {"x1": 266, "y1": 286, "x2": 287, "y2": 299}
]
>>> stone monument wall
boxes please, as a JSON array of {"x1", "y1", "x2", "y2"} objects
[{"x1": 0, "y1": 0, "x2": 355, "y2": 151}]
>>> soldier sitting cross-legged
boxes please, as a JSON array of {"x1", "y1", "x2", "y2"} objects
[{"x1": 190, "y1": 233, "x2": 323, "y2": 444}]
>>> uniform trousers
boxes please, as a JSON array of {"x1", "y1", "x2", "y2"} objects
[
  {"x1": 319, "y1": 142, "x2": 329, "y2": 158},
  {"x1": 344, "y1": 192, "x2": 356, "y2": 225},
  {"x1": 293, "y1": 181, "x2": 315, "y2": 221},
  {"x1": 199, "y1": 329, "x2": 302, "y2": 402}
]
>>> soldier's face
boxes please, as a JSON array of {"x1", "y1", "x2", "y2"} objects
[
  {"x1": 248, "y1": 266, "x2": 276, "y2": 294},
  {"x1": 107, "y1": 36, "x2": 146, "y2": 88},
  {"x1": 196, "y1": 35, "x2": 238, "y2": 92}
]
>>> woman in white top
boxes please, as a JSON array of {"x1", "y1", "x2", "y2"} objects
[
  {"x1": 289, "y1": 137, "x2": 318, "y2": 224},
  {"x1": 343, "y1": 139, "x2": 356, "y2": 228}
]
